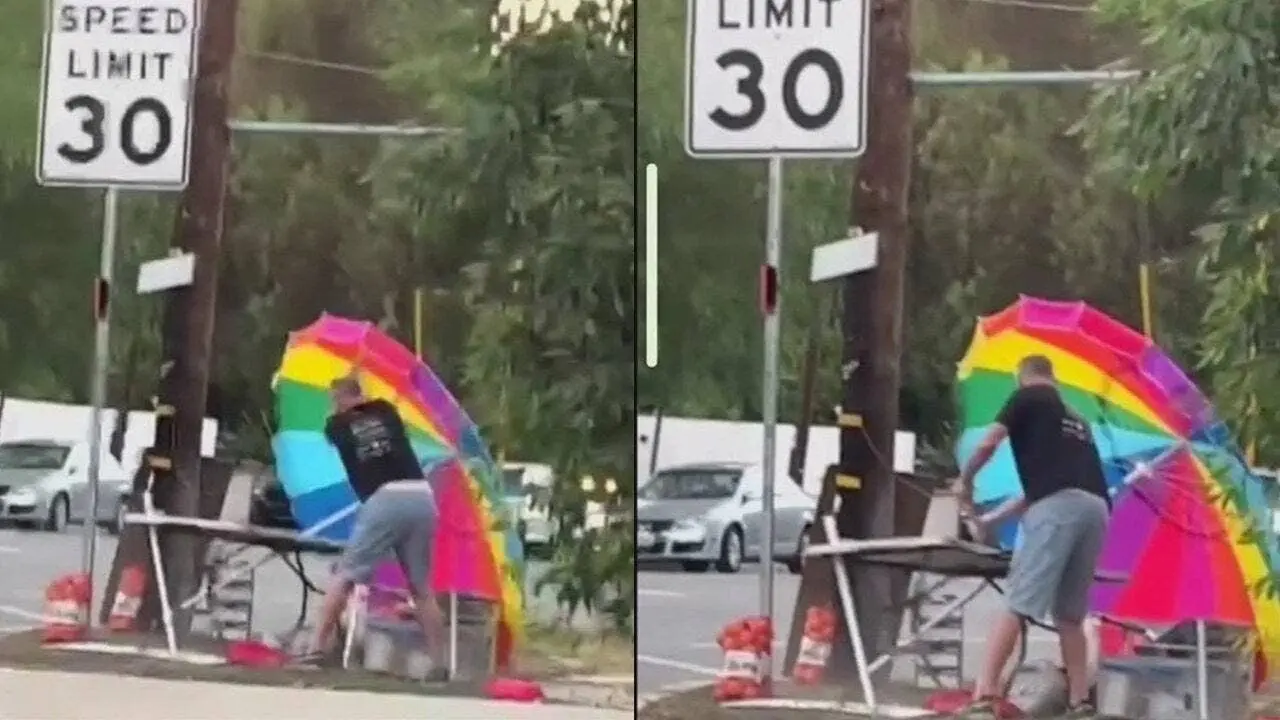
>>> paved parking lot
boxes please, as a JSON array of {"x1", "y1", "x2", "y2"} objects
[{"x1": 638, "y1": 563, "x2": 800, "y2": 694}]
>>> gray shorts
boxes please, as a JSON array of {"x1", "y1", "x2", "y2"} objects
[
  {"x1": 1006, "y1": 488, "x2": 1108, "y2": 623},
  {"x1": 337, "y1": 480, "x2": 438, "y2": 593}
]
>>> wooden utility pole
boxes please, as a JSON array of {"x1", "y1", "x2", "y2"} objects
[
  {"x1": 814, "y1": 0, "x2": 916, "y2": 682},
  {"x1": 786, "y1": 310, "x2": 822, "y2": 488},
  {"x1": 100, "y1": 0, "x2": 239, "y2": 637}
]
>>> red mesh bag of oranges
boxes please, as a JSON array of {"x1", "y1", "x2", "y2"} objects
[{"x1": 712, "y1": 616, "x2": 773, "y2": 702}]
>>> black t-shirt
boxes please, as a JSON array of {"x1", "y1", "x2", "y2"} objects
[
  {"x1": 324, "y1": 398, "x2": 423, "y2": 501},
  {"x1": 996, "y1": 384, "x2": 1110, "y2": 506}
]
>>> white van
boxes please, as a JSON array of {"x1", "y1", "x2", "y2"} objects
[
  {"x1": 503, "y1": 462, "x2": 611, "y2": 554},
  {"x1": 503, "y1": 463, "x2": 555, "y2": 551}
]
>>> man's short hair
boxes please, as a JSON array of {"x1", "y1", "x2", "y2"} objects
[
  {"x1": 330, "y1": 375, "x2": 362, "y2": 397},
  {"x1": 1018, "y1": 355, "x2": 1055, "y2": 379}
]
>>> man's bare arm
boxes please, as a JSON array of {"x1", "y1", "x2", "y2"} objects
[{"x1": 957, "y1": 424, "x2": 1008, "y2": 500}]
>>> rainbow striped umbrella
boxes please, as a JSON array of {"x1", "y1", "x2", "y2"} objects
[
  {"x1": 956, "y1": 296, "x2": 1280, "y2": 674},
  {"x1": 271, "y1": 314, "x2": 524, "y2": 666}
]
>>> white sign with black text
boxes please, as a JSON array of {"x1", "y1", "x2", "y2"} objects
[
  {"x1": 685, "y1": 0, "x2": 869, "y2": 157},
  {"x1": 37, "y1": 0, "x2": 200, "y2": 188}
]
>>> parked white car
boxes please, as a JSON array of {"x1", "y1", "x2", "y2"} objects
[
  {"x1": 636, "y1": 461, "x2": 815, "y2": 574},
  {"x1": 0, "y1": 439, "x2": 131, "y2": 532}
]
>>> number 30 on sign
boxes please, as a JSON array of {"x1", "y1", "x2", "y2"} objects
[
  {"x1": 685, "y1": 0, "x2": 869, "y2": 158},
  {"x1": 36, "y1": 0, "x2": 199, "y2": 189}
]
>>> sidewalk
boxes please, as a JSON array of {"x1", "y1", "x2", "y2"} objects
[{"x1": 0, "y1": 668, "x2": 634, "y2": 720}]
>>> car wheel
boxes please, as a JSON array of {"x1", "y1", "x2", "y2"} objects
[
  {"x1": 787, "y1": 526, "x2": 810, "y2": 574},
  {"x1": 44, "y1": 494, "x2": 70, "y2": 533},
  {"x1": 715, "y1": 526, "x2": 743, "y2": 574},
  {"x1": 681, "y1": 561, "x2": 710, "y2": 573}
]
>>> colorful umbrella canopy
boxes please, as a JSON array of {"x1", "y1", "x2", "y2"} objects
[
  {"x1": 955, "y1": 296, "x2": 1280, "y2": 671},
  {"x1": 271, "y1": 314, "x2": 524, "y2": 665}
]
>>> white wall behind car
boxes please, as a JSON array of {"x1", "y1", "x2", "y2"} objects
[
  {"x1": 0, "y1": 397, "x2": 218, "y2": 478},
  {"x1": 637, "y1": 414, "x2": 917, "y2": 496}
]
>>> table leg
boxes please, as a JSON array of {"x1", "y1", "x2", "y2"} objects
[
  {"x1": 146, "y1": 524, "x2": 178, "y2": 655},
  {"x1": 342, "y1": 585, "x2": 366, "y2": 669},
  {"x1": 1195, "y1": 619, "x2": 1208, "y2": 720},
  {"x1": 277, "y1": 552, "x2": 313, "y2": 631},
  {"x1": 449, "y1": 593, "x2": 458, "y2": 677},
  {"x1": 823, "y1": 516, "x2": 877, "y2": 712}
]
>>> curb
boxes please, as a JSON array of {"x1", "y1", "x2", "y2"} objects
[
  {"x1": 639, "y1": 679, "x2": 713, "y2": 711},
  {"x1": 543, "y1": 675, "x2": 637, "y2": 711},
  {"x1": 558, "y1": 674, "x2": 635, "y2": 686}
]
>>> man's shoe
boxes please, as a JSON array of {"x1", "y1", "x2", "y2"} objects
[
  {"x1": 1061, "y1": 701, "x2": 1097, "y2": 719},
  {"x1": 953, "y1": 697, "x2": 1002, "y2": 718}
]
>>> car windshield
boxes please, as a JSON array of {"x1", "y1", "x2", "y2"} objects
[
  {"x1": 526, "y1": 484, "x2": 552, "y2": 510},
  {"x1": 640, "y1": 469, "x2": 742, "y2": 500},
  {"x1": 0, "y1": 443, "x2": 70, "y2": 470},
  {"x1": 501, "y1": 468, "x2": 525, "y2": 496}
]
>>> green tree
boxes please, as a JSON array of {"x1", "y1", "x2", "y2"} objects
[
  {"x1": 1084, "y1": 0, "x2": 1280, "y2": 462},
  {"x1": 371, "y1": 0, "x2": 637, "y2": 629}
]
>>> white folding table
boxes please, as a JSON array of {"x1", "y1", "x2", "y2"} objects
[
  {"x1": 756, "y1": 515, "x2": 1132, "y2": 717},
  {"x1": 125, "y1": 491, "x2": 474, "y2": 677},
  {"x1": 122, "y1": 506, "x2": 350, "y2": 657}
]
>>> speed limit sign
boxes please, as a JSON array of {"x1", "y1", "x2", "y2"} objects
[
  {"x1": 36, "y1": 0, "x2": 199, "y2": 188},
  {"x1": 684, "y1": 0, "x2": 869, "y2": 158}
]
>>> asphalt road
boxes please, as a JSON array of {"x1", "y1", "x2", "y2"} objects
[
  {"x1": 637, "y1": 564, "x2": 1065, "y2": 697},
  {"x1": 638, "y1": 563, "x2": 800, "y2": 694}
]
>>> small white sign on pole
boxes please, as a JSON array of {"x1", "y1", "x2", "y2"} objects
[
  {"x1": 810, "y1": 233, "x2": 879, "y2": 282},
  {"x1": 684, "y1": 0, "x2": 870, "y2": 158},
  {"x1": 137, "y1": 252, "x2": 196, "y2": 294},
  {"x1": 36, "y1": 0, "x2": 200, "y2": 188}
]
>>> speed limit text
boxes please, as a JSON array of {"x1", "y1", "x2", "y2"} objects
[
  {"x1": 55, "y1": 3, "x2": 192, "y2": 81},
  {"x1": 716, "y1": 0, "x2": 844, "y2": 29}
]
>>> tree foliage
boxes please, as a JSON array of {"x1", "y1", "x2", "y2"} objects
[{"x1": 1085, "y1": 0, "x2": 1280, "y2": 463}]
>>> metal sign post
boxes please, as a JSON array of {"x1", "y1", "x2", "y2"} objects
[
  {"x1": 760, "y1": 156, "x2": 783, "y2": 668},
  {"x1": 684, "y1": 0, "x2": 871, "y2": 687},
  {"x1": 82, "y1": 186, "x2": 119, "y2": 615},
  {"x1": 36, "y1": 0, "x2": 200, "y2": 624}
]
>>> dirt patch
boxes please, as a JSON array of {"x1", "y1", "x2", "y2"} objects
[
  {"x1": 520, "y1": 624, "x2": 634, "y2": 677},
  {"x1": 0, "y1": 625, "x2": 630, "y2": 701}
]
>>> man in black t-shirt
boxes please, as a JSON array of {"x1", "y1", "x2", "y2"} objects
[
  {"x1": 953, "y1": 355, "x2": 1110, "y2": 717},
  {"x1": 307, "y1": 374, "x2": 446, "y2": 673}
]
